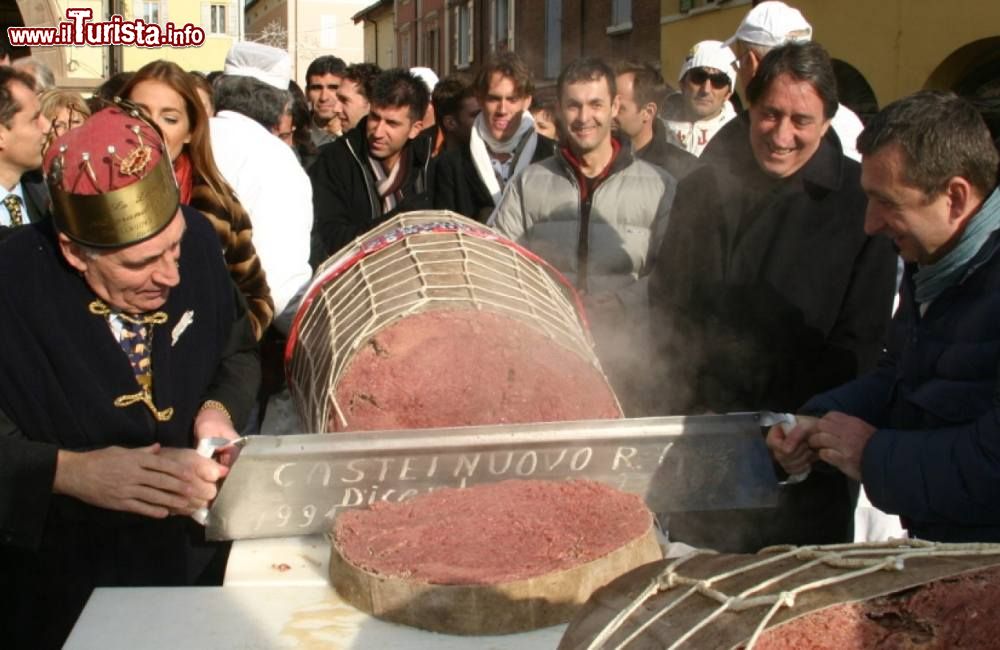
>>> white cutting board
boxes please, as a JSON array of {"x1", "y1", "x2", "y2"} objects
[
  {"x1": 65, "y1": 585, "x2": 566, "y2": 649},
  {"x1": 65, "y1": 536, "x2": 567, "y2": 649},
  {"x1": 224, "y1": 535, "x2": 333, "y2": 586}
]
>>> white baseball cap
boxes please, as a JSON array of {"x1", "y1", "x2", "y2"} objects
[
  {"x1": 678, "y1": 40, "x2": 737, "y2": 88},
  {"x1": 224, "y1": 41, "x2": 292, "y2": 90},
  {"x1": 725, "y1": 1, "x2": 813, "y2": 49}
]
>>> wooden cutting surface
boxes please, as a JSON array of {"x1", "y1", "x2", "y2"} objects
[{"x1": 329, "y1": 524, "x2": 662, "y2": 635}]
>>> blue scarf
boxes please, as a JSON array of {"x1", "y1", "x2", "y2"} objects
[{"x1": 914, "y1": 186, "x2": 1000, "y2": 304}]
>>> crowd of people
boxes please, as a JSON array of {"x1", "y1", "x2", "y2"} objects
[{"x1": 2, "y1": 0, "x2": 1000, "y2": 646}]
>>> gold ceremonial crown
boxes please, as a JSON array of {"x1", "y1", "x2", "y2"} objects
[{"x1": 45, "y1": 100, "x2": 180, "y2": 248}]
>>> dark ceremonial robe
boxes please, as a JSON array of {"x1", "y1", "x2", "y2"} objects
[{"x1": 0, "y1": 206, "x2": 260, "y2": 649}]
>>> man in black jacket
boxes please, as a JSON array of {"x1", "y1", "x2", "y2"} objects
[
  {"x1": 309, "y1": 68, "x2": 433, "y2": 268},
  {"x1": 650, "y1": 42, "x2": 897, "y2": 552},
  {"x1": 613, "y1": 61, "x2": 700, "y2": 183},
  {"x1": 433, "y1": 52, "x2": 554, "y2": 223},
  {"x1": 429, "y1": 74, "x2": 479, "y2": 156},
  {"x1": 335, "y1": 62, "x2": 381, "y2": 133}
]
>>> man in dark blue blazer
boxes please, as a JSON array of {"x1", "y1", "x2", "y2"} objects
[{"x1": 770, "y1": 91, "x2": 1000, "y2": 544}]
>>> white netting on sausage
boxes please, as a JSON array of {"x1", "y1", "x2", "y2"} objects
[
  {"x1": 585, "y1": 539, "x2": 1000, "y2": 650},
  {"x1": 288, "y1": 211, "x2": 605, "y2": 432}
]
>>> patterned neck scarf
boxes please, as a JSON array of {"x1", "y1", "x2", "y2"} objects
[
  {"x1": 915, "y1": 186, "x2": 1000, "y2": 304},
  {"x1": 89, "y1": 299, "x2": 174, "y2": 421}
]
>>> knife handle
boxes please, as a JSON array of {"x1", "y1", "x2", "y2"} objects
[
  {"x1": 775, "y1": 417, "x2": 811, "y2": 485},
  {"x1": 191, "y1": 437, "x2": 231, "y2": 525}
]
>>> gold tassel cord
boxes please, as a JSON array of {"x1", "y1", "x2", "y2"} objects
[
  {"x1": 88, "y1": 299, "x2": 168, "y2": 325},
  {"x1": 114, "y1": 390, "x2": 174, "y2": 422}
]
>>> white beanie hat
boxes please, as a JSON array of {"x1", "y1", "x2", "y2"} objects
[{"x1": 678, "y1": 40, "x2": 737, "y2": 88}]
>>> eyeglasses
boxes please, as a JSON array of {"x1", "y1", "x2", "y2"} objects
[
  {"x1": 47, "y1": 108, "x2": 86, "y2": 140},
  {"x1": 686, "y1": 68, "x2": 731, "y2": 90}
]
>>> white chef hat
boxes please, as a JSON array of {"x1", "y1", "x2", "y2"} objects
[
  {"x1": 224, "y1": 41, "x2": 292, "y2": 90},
  {"x1": 410, "y1": 67, "x2": 440, "y2": 93}
]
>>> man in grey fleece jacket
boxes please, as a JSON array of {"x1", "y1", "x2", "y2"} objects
[{"x1": 491, "y1": 57, "x2": 676, "y2": 415}]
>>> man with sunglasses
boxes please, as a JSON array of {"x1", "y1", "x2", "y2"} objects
[{"x1": 663, "y1": 40, "x2": 738, "y2": 157}]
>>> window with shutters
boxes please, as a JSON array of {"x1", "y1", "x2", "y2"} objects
[
  {"x1": 142, "y1": 1, "x2": 160, "y2": 24},
  {"x1": 210, "y1": 4, "x2": 226, "y2": 34},
  {"x1": 676, "y1": 0, "x2": 740, "y2": 16},
  {"x1": 544, "y1": 0, "x2": 561, "y2": 79},
  {"x1": 424, "y1": 28, "x2": 439, "y2": 71},
  {"x1": 400, "y1": 28, "x2": 412, "y2": 67},
  {"x1": 200, "y1": 1, "x2": 236, "y2": 37},
  {"x1": 610, "y1": 0, "x2": 631, "y2": 26},
  {"x1": 490, "y1": 0, "x2": 514, "y2": 52},
  {"x1": 454, "y1": 1, "x2": 473, "y2": 68},
  {"x1": 321, "y1": 15, "x2": 337, "y2": 48},
  {"x1": 133, "y1": 0, "x2": 165, "y2": 25}
]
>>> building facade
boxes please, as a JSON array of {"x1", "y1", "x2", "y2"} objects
[
  {"x1": 660, "y1": 0, "x2": 1000, "y2": 120},
  {"x1": 245, "y1": 0, "x2": 367, "y2": 86},
  {"x1": 352, "y1": 0, "x2": 395, "y2": 68},
  {"x1": 393, "y1": 0, "x2": 446, "y2": 72},
  {"x1": 8, "y1": 0, "x2": 999, "y2": 115},
  {"x1": 12, "y1": 0, "x2": 242, "y2": 90},
  {"x1": 395, "y1": 0, "x2": 661, "y2": 103}
]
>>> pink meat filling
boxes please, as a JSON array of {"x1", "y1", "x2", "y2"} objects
[
  {"x1": 333, "y1": 479, "x2": 652, "y2": 585},
  {"x1": 331, "y1": 310, "x2": 622, "y2": 432},
  {"x1": 751, "y1": 565, "x2": 1000, "y2": 649}
]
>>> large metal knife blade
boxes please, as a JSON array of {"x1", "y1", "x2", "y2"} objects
[{"x1": 205, "y1": 413, "x2": 785, "y2": 541}]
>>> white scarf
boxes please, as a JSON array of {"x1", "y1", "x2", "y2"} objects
[{"x1": 470, "y1": 110, "x2": 539, "y2": 204}]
